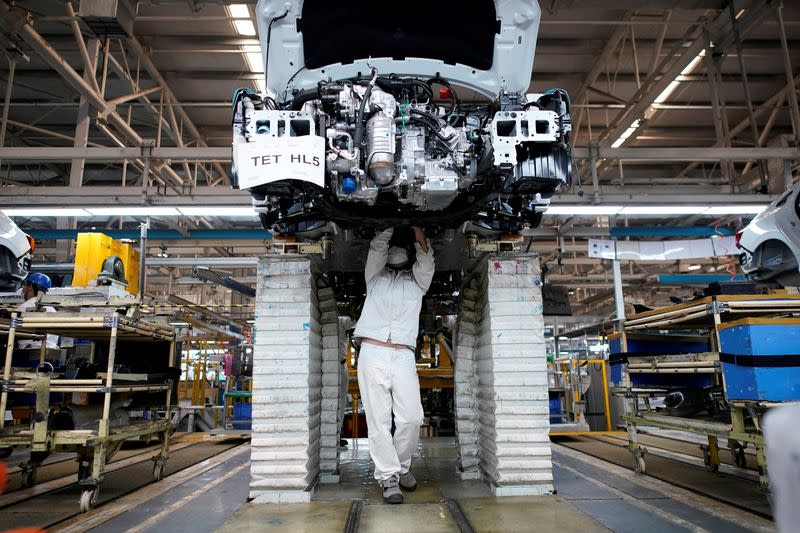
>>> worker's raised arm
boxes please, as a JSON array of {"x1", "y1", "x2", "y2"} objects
[
  {"x1": 411, "y1": 226, "x2": 434, "y2": 292},
  {"x1": 364, "y1": 227, "x2": 394, "y2": 283}
]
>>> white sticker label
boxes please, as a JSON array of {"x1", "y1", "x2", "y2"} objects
[{"x1": 235, "y1": 135, "x2": 325, "y2": 189}]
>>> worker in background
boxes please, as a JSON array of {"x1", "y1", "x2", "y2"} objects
[
  {"x1": 353, "y1": 226, "x2": 434, "y2": 504},
  {"x1": 17, "y1": 272, "x2": 58, "y2": 349},
  {"x1": 18, "y1": 272, "x2": 53, "y2": 312}
]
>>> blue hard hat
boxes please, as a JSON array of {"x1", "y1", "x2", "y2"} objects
[{"x1": 24, "y1": 272, "x2": 52, "y2": 292}]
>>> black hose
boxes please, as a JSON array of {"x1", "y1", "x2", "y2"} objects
[
  {"x1": 427, "y1": 76, "x2": 462, "y2": 125},
  {"x1": 288, "y1": 87, "x2": 321, "y2": 110},
  {"x1": 353, "y1": 69, "x2": 378, "y2": 152},
  {"x1": 408, "y1": 108, "x2": 455, "y2": 143}
]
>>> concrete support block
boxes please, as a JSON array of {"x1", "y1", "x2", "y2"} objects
[
  {"x1": 458, "y1": 254, "x2": 553, "y2": 495},
  {"x1": 249, "y1": 257, "x2": 322, "y2": 502},
  {"x1": 317, "y1": 279, "x2": 343, "y2": 480}
]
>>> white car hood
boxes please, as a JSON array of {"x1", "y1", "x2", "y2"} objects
[{"x1": 255, "y1": 0, "x2": 541, "y2": 100}]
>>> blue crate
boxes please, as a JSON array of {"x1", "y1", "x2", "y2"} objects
[
  {"x1": 718, "y1": 319, "x2": 800, "y2": 401},
  {"x1": 232, "y1": 400, "x2": 252, "y2": 420},
  {"x1": 548, "y1": 394, "x2": 562, "y2": 424}
]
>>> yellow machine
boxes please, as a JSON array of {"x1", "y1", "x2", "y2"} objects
[{"x1": 72, "y1": 233, "x2": 140, "y2": 295}]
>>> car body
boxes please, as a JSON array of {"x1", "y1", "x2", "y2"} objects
[
  {"x1": 738, "y1": 180, "x2": 800, "y2": 286},
  {"x1": 0, "y1": 212, "x2": 33, "y2": 290},
  {"x1": 232, "y1": 0, "x2": 572, "y2": 237}
]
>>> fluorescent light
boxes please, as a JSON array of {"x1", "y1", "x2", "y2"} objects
[
  {"x1": 620, "y1": 205, "x2": 710, "y2": 215},
  {"x1": 615, "y1": 50, "x2": 705, "y2": 146},
  {"x1": 234, "y1": 19, "x2": 256, "y2": 36},
  {"x1": 611, "y1": 120, "x2": 641, "y2": 148},
  {"x1": 2, "y1": 208, "x2": 90, "y2": 217},
  {"x1": 546, "y1": 205, "x2": 623, "y2": 215},
  {"x1": 703, "y1": 205, "x2": 767, "y2": 215},
  {"x1": 227, "y1": 4, "x2": 250, "y2": 18},
  {"x1": 243, "y1": 44, "x2": 264, "y2": 73},
  {"x1": 87, "y1": 207, "x2": 180, "y2": 216},
  {"x1": 687, "y1": 264, "x2": 702, "y2": 271},
  {"x1": 169, "y1": 321, "x2": 191, "y2": 327},
  {"x1": 178, "y1": 207, "x2": 256, "y2": 217}
]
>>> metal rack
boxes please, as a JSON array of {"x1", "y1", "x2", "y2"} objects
[
  {"x1": 618, "y1": 294, "x2": 800, "y2": 495},
  {"x1": 0, "y1": 312, "x2": 178, "y2": 512}
]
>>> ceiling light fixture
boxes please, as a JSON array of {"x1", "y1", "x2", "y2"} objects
[
  {"x1": 2, "y1": 208, "x2": 90, "y2": 217},
  {"x1": 227, "y1": 4, "x2": 256, "y2": 36},
  {"x1": 87, "y1": 207, "x2": 181, "y2": 216},
  {"x1": 620, "y1": 205, "x2": 710, "y2": 215},
  {"x1": 243, "y1": 44, "x2": 264, "y2": 74},
  {"x1": 545, "y1": 205, "x2": 623, "y2": 215},
  {"x1": 612, "y1": 50, "x2": 706, "y2": 148},
  {"x1": 178, "y1": 207, "x2": 256, "y2": 217},
  {"x1": 703, "y1": 205, "x2": 767, "y2": 215},
  {"x1": 687, "y1": 264, "x2": 702, "y2": 271}
]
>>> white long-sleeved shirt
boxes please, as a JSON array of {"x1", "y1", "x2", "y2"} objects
[
  {"x1": 17, "y1": 296, "x2": 59, "y2": 348},
  {"x1": 352, "y1": 228, "x2": 435, "y2": 348}
]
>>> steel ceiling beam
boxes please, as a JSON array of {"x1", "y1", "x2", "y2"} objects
[
  {"x1": 597, "y1": 1, "x2": 772, "y2": 147},
  {"x1": 126, "y1": 35, "x2": 231, "y2": 185}
]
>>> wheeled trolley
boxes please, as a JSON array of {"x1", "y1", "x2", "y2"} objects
[
  {"x1": 0, "y1": 312, "x2": 178, "y2": 511},
  {"x1": 613, "y1": 294, "x2": 800, "y2": 495}
]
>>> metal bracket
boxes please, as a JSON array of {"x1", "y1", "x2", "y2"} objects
[
  {"x1": 464, "y1": 233, "x2": 523, "y2": 258},
  {"x1": 270, "y1": 234, "x2": 333, "y2": 259},
  {"x1": 709, "y1": 300, "x2": 729, "y2": 315}
]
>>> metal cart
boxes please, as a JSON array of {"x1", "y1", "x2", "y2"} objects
[
  {"x1": 0, "y1": 312, "x2": 178, "y2": 512},
  {"x1": 617, "y1": 294, "x2": 800, "y2": 494}
]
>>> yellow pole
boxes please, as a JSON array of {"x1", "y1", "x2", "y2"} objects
[
  {"x1": 201, "y1": 341, "x2": 208, "y2": 406},
  {"x1": 600, "y1": 359, "x2": 613, "y2": 432}
]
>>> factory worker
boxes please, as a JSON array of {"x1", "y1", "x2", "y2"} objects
[
  {"x1": 353, "y1": 226, "x2": 434, "y2": 504},
  {"x1": 17, "y1": 273, "x2": 58, "y2": 350},
  {"x1": 18, "y1": 272, "x2": 55, "y2": 312}
]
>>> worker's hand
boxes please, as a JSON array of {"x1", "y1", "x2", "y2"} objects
[{"x1": 411, "y1": 226, "x2": 428, "y2": 253}]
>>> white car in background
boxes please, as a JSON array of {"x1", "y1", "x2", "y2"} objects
[
  {"x1": 738, "y1": 180, "x2": 800, "y2": 286},
  {"x1": 0, "y1": 212, "x2": 33, "y2": 291}
]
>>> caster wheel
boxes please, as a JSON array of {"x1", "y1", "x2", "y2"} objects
[
  {"x1": 21, "y1": 468, "x2": 36, "y2": 488},
  {"x1": 153, "y1": 461, "x2": 165, "y2": 482},
  {"x1": 79, "y1": 488, "x2": 98, "y2": 512},
  {"x1": 632, "y1": 454, "x2": 646, "y2": 474},
  {"x1": 733, "y1": 448, "x2": 747, "y2": 468},
  {"x1": 702, "y1": 450, "x2": 719, "y2": 472}
]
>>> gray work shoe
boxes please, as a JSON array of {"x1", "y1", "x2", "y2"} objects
[
  {"x1": 381, "y1": 475, "x2": 404, "y2": 504},
  {"x1": 399, "y1": 471, "x2": 417, "y2": 491}
]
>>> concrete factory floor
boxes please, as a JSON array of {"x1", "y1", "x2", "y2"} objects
[{"x1": 90, "y1": 437, "x2": 772, "y2": 533}]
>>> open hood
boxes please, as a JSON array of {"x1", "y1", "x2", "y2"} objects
[{"x1": 255, "y1": 0, "x2": 541, "y2": 100}]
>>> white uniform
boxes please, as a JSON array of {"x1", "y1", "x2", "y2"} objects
[
  {"x1": 353, "y1": 228, "x2": 434, "y2": 482},
  {"x1": 17, "y1": 296, "x2": 59, "y2": 348}
]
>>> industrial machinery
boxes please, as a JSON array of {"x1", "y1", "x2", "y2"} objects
[{"x1": 232, "y1": 0, "x2": 572, "y2": 236}]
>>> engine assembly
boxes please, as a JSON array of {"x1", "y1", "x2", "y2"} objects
[{"x1": 232, "y1": 72, "x2": 572, "y2": 236}]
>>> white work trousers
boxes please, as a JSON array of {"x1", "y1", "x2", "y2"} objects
[{"x1": 358, "y1": 343, "x2": 424, "y2": 482}]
